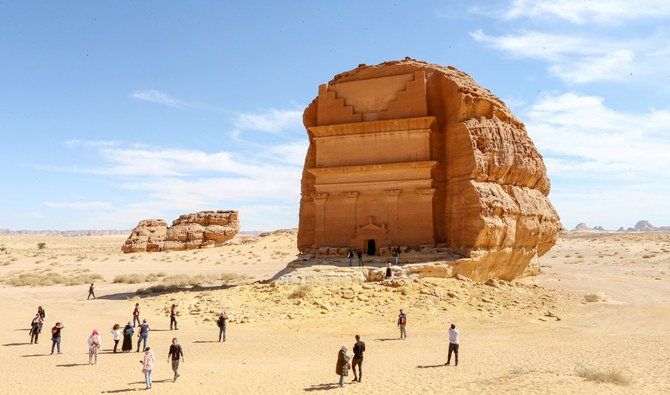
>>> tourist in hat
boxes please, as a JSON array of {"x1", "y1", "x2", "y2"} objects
[
  {"x1": 87, "y1": 329, "x2": 101, "y2": 364},
  {"x1": 141, "y1": 346, "x2": 155, "y2": 389},
  {"x1": 335, "y1": 345, "x2": 351, "y2": 387}
]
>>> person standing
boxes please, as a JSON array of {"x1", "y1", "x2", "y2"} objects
[
  {"x1": 122, "y1": 322, "x2": 134, "y2": 352},
  {"x1": 167, "y1": 338, "x2": 184, "y2": 382},
  {"x1": 347, "y1": 249, "x2": 354, "y2": 267},
  {"x1": 50, "y1": 322, "x2": 64, "y2": 355},
  {"x1": 335, "y1": 345, "x2": 351, "y2": 387},
  {"x1": 356, "y1": 250, "x2": 363, "y2": 266},
  {"x1": 87, "y1": 283, "x2": 96, "y2": 300},
  {"x1": 217, "y1": 311, "x2": 228, "y2": 342},
  {"x1": 111, "y1": 324, "x2": 121, "y2": 353},
  {"x1": 170, "y1": 304, "x2": 178, "y2": 330},
  {"x1": 132, "y1": 303, "x2": 140, "y2": 327},
  {"x1": 87, "y1": 329, "x2": 101, "y2": 364},
  {"x1": 29, "y1": 313, "x2": 43, "y2": 344},
  {"x1": 446, "y1": 324, "x2": 460, "y2": 366},
  {"x1": 351, "y1": 335, "x2": 365, "y2": 383},
  {"x1": 137, "y1": 319, "x2": 150, "y2": 352},
  {"x1": 397, "y1": 309, "x2": 407, "y2": 340},
  {"x1": 141, "y1": 347, "x2": 155, "y2": 390},
  {"x1": 385, "y1": 261, "x2": 392, "y2": 278},
  {"x1": 392, "y1": 248, "x2": 399, "y2": 265},
  {"x1": 37, "y1": 306, "x2": 47, "y2": 321}
]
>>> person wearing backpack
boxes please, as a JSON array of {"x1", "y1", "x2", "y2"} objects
[
  {"x1": 217, "y1": 311, "x2": 228, "y2": 342},
  {"x1": 397, "y1": 309, "x2": 407, "y2": 339}
]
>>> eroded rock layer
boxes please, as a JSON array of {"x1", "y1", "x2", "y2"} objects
[
  {"x1": 122, "y1": 210, "x2": 239, "y2": 253},
  {"x1": 298, "y1": 59, "x2": 560, "y2": 280}
]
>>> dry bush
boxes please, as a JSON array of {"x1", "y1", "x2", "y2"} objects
[
  {"x1": 113, "y1": 272, "x2": 167, "y2": 284},
  {"x1": 3, "y1": 272, "x2": 103, "y2": 286},
  {"x1": 289, "y1": 285, "x2": 313, "y2": 299},
  {"x1": 584, "y1": 293, "x2": 605, "y2": 303},
  {"x1": 576, "y1": 366, "x2": 630, "y2": 385},
  {"x1": 135, "y1": 272, "x2": 250, "y2": 295}
]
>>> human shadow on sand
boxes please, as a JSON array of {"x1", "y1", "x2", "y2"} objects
[
  {"x1": 192, "y1": 340, "x2": 220, "y2": 344},
  {"x1": 127, "y1": 379, "x2": 171, "y2": 385},
  {"x1": 2, "y1": 342, "x2": 31, "y2": 346},
  {"x1": 373, "y1": 338, "x2": 403, "y2": 342},
  {"x1": 20, "y1": 353, "x2": 51, "y2": 357},
  {"x1": 417, "y1": 363, "x2": 447, "y2": 369},
  {"x1": 303, "y1": 383, "x2": 342, "y2": 391},
  {"x1": 56, "y1": 363, "x2": 90, "y2": 367}
]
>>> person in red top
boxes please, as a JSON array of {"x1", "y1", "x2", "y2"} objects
[
  {"x1": 132, "y1": 303, "x2": 140, "y2": 327},
  {"x1": 50, "y1": 322, "x2": 64, "y2": 354},
  {"x1": 397, "y1": 309, "x2": 407, "y2": 339}
]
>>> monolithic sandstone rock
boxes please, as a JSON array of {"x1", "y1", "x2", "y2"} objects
[
  {"x1": 297, "y1": 59, "x2": 561, "y2": 281},
  {"x1": 122, "y1": 210, "x2": 239, "y2": 253}
]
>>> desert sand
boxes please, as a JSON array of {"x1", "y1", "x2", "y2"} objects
[{"x1": 0, "y1": 231, "x2": 669, "y2": 394}]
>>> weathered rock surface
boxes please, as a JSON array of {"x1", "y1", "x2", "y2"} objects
[
  {"x1": 297, "y1": 59, "x2": 561, "y2": 281},
  {"x1": 122, "y1": 210, "x2": 239, "y2": 253}
]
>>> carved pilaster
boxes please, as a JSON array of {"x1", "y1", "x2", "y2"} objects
[
  {"x1": 383, "y1": 189, "x2": 401, "y2": 242},
  {"x1": 341, "y1": 191, "x2": 359, "y2": 240},
  {"x1": 311, "y1": 193, "x2": 329, "y2": 247}
]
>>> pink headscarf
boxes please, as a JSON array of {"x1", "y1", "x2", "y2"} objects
[{"x1": 91, "y1": 329, "x2": 99, "y2": 336}]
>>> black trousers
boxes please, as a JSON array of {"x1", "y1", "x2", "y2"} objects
[
  {"x1": 352, "y1": 357, "x2": 363, "y2": 381},
  {"x1": 170, "y1": 316, "x2": 178, "y2": 330},
  {"x1": 447, "y1": 343, "x2": 459, "y2": 364}
]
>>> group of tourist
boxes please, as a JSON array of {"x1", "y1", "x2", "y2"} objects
[{"x1": 334, "y1": 309, "x2": 461, "y2": 387}]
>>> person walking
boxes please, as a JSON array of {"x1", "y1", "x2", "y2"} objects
[
  {"x1": 122, "y1": 322, "x2": 134, "y2": 352},
  {"x1": 356, "y1": 250, "x2": 363, "y2": 266},
  {"x1": 87, "y1": 283, "x2": 96, "y2": 300},
  {"x1": 137, "y1": 319, "x2": 150, "y2": 352},
  {"x1": 141, "y1": 347, "x2": 155, "y2": 390},
  {"x1": 217, "y1": 311, "x2": 228, "y2": 342},
  {"x1": 169, "y1": 304, "x2": 178, "y2": 330},
  {"x1": 167, "y1": 338, "x2": 184, "y2": 382},
  {"x1": 132, "y1": 303, "x2": 141, "y2": 327},
  {"x1": 347, "y1": 249, "x2": 354, "y2": 267},
  {"x1": 335, "y1": 345, "x2": 351, "y2": 387},
  {"x1": 446, "y1": 324, "x2": 460, "y2": 366},
  {"x1": 87, "y1": 329, "x2": 101, "y2": 364},
  {"x1": 111, "y1": 324, "x2": 121, "y2": 353},
  {"x1": 50, "y1": 322, "x2": 64, "y2": 355},
  {"x1": 397, "y1": 309, "x2": 407, "y2": 339},
  {"x1": 351, "y1": 335, "x2": 365, "y2": 383},
  {"x1": 29, "y1": 313, "x2": 43, "y2": 344}
]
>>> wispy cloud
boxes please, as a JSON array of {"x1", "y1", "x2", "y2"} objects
[
  {"x1": 233, "y1": 108, "x2": 303, "y2": 134},
  {"x1": 502, "y1": 0, "x2": 670, "y2": 24},
  {"x1": 131, "y1": 90, "x2": 182, "y2": 108}
]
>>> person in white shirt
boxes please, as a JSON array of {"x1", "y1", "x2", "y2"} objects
[{"x1": 446, "y1": 324, "x2": 459, "y2": 366}]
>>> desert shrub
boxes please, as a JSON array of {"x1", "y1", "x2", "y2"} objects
[
  {"x1": 288, "y1": 285, "x2": 313, "y2": 299},
  {"x1": 3, "y1": 272, "x2": 102, "y2": 286},
  {"x1": 584, "y1": 293, "x2": 604, "y2": 303},
  {"x1": 134, "y1": 272, "x2": 250, "y2": 295},
  {"x1": 576, "y1": 366, "x2": 630, "y2": 385},
  {"x1": 37, "y1": 242, "x2": 46, "y2": 250}
]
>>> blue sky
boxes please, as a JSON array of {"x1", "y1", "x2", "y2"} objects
[{"x1": 1, "y1": 0, "x2": 669, "y2": 231}]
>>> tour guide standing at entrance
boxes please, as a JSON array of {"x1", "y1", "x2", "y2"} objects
[{"x1": 398, "y1": 309, "x2": 407, "y2": 339}]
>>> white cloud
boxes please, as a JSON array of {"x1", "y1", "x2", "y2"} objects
[
  {"x1": 43, "y1": 201, "x2": 113, "y2": 210},
  {"x1": 503, "y1": 0, "x2": 670, "y2": 24},
  {"x1": 233, "y1": 109, "x2": 303, "y2": 134},
  {"x1": 130, "y1": 90, "x2": 182, "y2": 108}
]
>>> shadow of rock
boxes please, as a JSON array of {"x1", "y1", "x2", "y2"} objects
[{"x1": 303, "y1": 383, "x2": 341, "y2": 392}]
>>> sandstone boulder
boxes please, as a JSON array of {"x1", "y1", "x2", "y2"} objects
[
  {"x1": 297, "y1": 59, "x2": 561, "y2": 281},
  {"x1": 122, "y1": 210, "x2": 239, "y2": 253}
]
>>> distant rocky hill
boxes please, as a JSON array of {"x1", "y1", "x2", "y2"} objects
[
  {"x1": 573, "y1": 220, "x2": 670, "y2": 232},
  {"x1": 0, "y1": 229, "x2": 129, "y2": 236}
]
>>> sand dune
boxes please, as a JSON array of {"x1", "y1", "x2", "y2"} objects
[{"x1": 0, "y1": 231, "x2": 669, "y2": 394}]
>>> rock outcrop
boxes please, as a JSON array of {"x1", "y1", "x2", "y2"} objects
[
  {"x1": 122, "y1": 211, "x2": 239, "y2": 253},
  {"x1": 297, "y1": 59, "x2": 561, "y2": 281}
]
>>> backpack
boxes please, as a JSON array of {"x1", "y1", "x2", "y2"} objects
[{"x1": 398, "y1": 314, "x2": 406, "y2": 325}]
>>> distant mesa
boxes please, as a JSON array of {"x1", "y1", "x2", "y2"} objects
[
  {"x1": 297, "y1": 59, "x2": 561, "y2": 281},
  {"x1": 572, "y1": 220, "x2": 670, "y2": 233},
  {"x1": 0, "y1": 229, "x2": 128, "y2": 236},
  {"x1": 574, "y1": 223, "x2": 590, "y2": 231},
  {"x1": 122, "y1": 210, "x2": 239, "y2": 253}
]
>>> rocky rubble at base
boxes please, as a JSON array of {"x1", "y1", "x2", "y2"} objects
[{"x1": 122, "y1": 210, "x2": 239, "y2": 253}]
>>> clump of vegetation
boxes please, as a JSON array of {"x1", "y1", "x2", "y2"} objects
[
  {"x1": 576, "y1": 366, "x2": 630, "y2": 385},
  {"x1": 113, "y1": 272, "x2": 166, "y2": 284},
  {"x1": 37, "y1": 242, "x2": 47, "y2": 250},
  {"x1": 584, "y1": 293, "x2": 605, "y2": 303},
  {"x1": 3, "y1": 271, "x2": 103, "y2": 286},
  {"x1": 135, "y1": 272, "x2": 251, "y2": 294},
  {"x1": 288, "y1": 284, "x2": 313, "y2": 299}
]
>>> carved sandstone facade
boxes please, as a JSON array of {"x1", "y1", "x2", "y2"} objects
[{"x1": 298, "y1": 59, "x2": 561, "y2": 280}]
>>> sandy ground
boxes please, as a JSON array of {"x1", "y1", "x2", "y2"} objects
[{"x1": 0, "y1": 231, "x2": 669, "y2": 394}]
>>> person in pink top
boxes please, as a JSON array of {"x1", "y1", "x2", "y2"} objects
[
  {"x1": 87, "y1": 329, "x2": 101, "y2": 364},
  {"x1": 141, "y1": 346, "x2": 155, "y2": 389}
]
